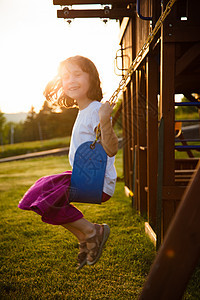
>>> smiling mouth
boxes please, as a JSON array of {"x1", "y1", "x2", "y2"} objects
[{"x1": 68, "y1": 87, "x2": 79, "y2": 91}]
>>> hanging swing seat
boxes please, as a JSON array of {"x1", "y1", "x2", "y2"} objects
[{"x1": 69, "y1": 141, "x2": 107, "y2": 204}]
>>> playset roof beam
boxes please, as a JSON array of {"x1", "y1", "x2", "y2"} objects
[
  {"x1": 57, "y1": 7, "x2": 134, "y2": 19},
  {"x1": 53, "y1": 0, "x2": 134, "y2": 5}
]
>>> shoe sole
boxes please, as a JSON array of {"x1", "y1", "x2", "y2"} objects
[
  {"x1": 87, "y1": 224, "x2": 110, "y2": 266},
  {"x1": 76, "y1": 259, "x2": 87, "y2": 270}
]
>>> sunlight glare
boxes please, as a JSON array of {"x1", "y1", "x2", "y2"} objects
[{"x1": 0, "y1": 0, "x2": 120, "y2": 114}]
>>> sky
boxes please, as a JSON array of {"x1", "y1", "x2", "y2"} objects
[{"x1": 0, "y1": 0, "x2": 121, "y2": 113}]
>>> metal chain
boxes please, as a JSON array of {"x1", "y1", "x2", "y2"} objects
[
  {"x1": 91, "y1": 0, "x2": 177, "y2": 148},
  {"x1": 109, "y1": 0, "x2": 177, "y2": 105}
]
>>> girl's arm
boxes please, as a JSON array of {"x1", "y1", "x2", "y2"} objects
[{"x1": 98, "y1": 102, "x2": 118, "y2": 157}]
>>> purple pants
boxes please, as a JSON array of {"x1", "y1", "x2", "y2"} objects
[
  {"x1": 18, "y1": 171, "x2": 111, "y2": 225},
  {"x1": 18, "y1": 171, "x2": 84, "y2": 225}
]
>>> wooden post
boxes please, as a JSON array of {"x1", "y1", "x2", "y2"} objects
[
  {"x1": 146, "y1": 51, "x2": 159, "y2": 230},
  {"x1": 156, "y1": 117, "x2": 164, "y2": 249},
  {"x1": 122, "y1": 89, "x2": 129, "y2": 188},
  {"x1": 131, "y1": 77, "x2": 137, "y2": 206},
  {"x1": 127, "y1": 83, "x2": 133, "y2": 189},
  {"x1": 136, "y1": 68, "x2": 147, "y2": 215},
  {"x1": 54, "y1": 0, "x2": 131, "y2": 4},
  {"x1": 139, "y1": 161, "x2": 200, "y2": 300},
  {"x1": 160, "y1": 8, "x2": 175, "y2": 238}
]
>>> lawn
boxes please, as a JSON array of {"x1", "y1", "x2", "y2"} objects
[
  {"x1": 0, "y1": 137, "x2": 70, "y2": 159},
  {"x1": 0, "y1": 150, "x2": 199, "y2": 299}
]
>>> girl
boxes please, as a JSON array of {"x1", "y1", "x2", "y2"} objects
[{"x1": 18, "y1": 55, "x2": 118, "y2": 270}]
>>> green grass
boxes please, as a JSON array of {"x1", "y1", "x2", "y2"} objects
[
  {"x1": 0, "y1": 151, "x2": 199, "y2": 299},
  {"x1": 175, "y1": 149, "x2": 200, "y2": 159},
  {"x1": 175, "y1": 110, "x2": 200, "y2": 159},
  {"x1": 175, "y1": 112, "x2": 200, "y2": 122},
  {"x1": 0, "y1": 137, "x2": 70, "y2": 159}
]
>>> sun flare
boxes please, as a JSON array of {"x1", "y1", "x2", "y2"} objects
[{"x1": 0, "y1": 0, "x2": 120, "y2": 114}]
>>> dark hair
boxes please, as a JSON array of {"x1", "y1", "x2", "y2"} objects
[{"x1": 44, "y1": 55, "x2": 103, "y2": 108}]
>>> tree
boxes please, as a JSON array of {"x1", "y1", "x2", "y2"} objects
[
  {"x1": 14, "y1": 122, "x2": 26, "y2": 143},
  {"x1": 0, "y1": 110, "x2": 6, "y2": 131},
  {"x1": 23, "y1": 106, "x2": 39, "y2": 141},
  {"x1": 59, "y1": 107, "x2": 78, "y2": 136},
  {"x1": 0, "y1": 110, "x2": 6, "y2": 145},
  {"x1": 35, "y1": 101, "x2": 78, "y2": 140},
  {"x1": 36, "y1": 101, "x2": 54, "y2": 140}
]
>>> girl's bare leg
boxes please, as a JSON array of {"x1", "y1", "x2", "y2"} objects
[
  {"x1": 62, "y1": 223, "x2": 86, "y2": 243},
  {"x1": 66, "y1": 218, "x2": 105, "y2": 261},
  {"x1": 62, "y1": 218, "x2": 106, "y2": 265},
  {"x1": 62, "y1": 218, "x2": 102, "y2": 256},
  {"x1": 62, "y1": 218, "x2": 96, "y2": 241},
  {"x1": 62, "y1": 219, "x2": 96, "y2": 269}
]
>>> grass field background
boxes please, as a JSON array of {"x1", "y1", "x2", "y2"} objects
[
  {"x1": 0, "y1": 137, "x2": 70, "y2": 159},
  {"x1": 0, "y1": 149, "x2": 200, "y2": 299}
]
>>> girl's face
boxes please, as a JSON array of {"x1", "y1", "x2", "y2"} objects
[{"x1": 61, "y1": 62, "x2": 90, "y2": 102}]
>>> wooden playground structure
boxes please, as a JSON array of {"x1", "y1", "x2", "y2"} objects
[
  {"x1": 118, "y1": 0, "x2": 200, "y2": 247},
  {"x1": 53, "y1": 0, "x2": 200, "y2": 298}
]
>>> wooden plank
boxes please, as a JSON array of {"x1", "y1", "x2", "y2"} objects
[
  {"x1": 175, "y1": 158, "x2": 199, "y2": 170},
  {"x1": 156, "y1": 117, "x2": 164, "y2": 249},
  {"x1": 135, "y1": 70, "x2": 140, "y2": 211},
  {"x1": 122, "y1": 90, "x2": 129, "y2": 187},
  {"x1": 160, "y1": 52, "x2": 175, "y2": 183},
  {"x1": 125, "y1": 89, "x2": 130, "y2": 188},
  {"x1": 175, "y1": 175, "x2": 193, "y2": 180},
  {"x1": 57, "y1": 7, "x2": 134, "y2": 19},
  {"x1": 139, "y1": 161, "x2": 200, "y2": 300},
  {"x1": 132, "y1": 75, "x2": 138, "y2": 208},
  {"x1": 121, "y1": 19, "x2": 133, "y2": 71},
  {"x1": 162, "y1": 199, "x2": 176, "y2": 243},
  {"x1": 145, "y1": 222, "x2": 156, "y2": 247},
  {"x1": 146, "y1": 51, "x2": 159, "y2": 230},
  {"x1": 134, "y1": 145, "x2": 139, "y2": 210},
  {"x1": 119, "y1": 18, "x2": 130, "y2": 44},
  {"x1": 123, "y1": 86, "x2": 132, "y2": 189},
  {"x1": 160, "y1": 11, "x2": 176, "y2": 238},
  {"x1": 124, "y1": 87, "x2": 129, "y2": 188},
  {"x1": 135, "y1": 2, "x2": 151, "y2": 54},
  {"x1": 175, "y1": 179, "x2": 190, "y2": 184},
  {"x1": 175, "y1": 170, "x2": 195, "y2": 175},
  {"x1": 124, "y1": 185, "x2": 134, "y2": 197},
  {"x1": 120, "y1": 17, "x2": 137, "y2": 203},
  {"x1": 160, "y1": 44, "x2": 175, "y2": 186},
  {"x1": 152, "y1": 0, "x2": 161, "y2": 28},
  {"x1": 54, "y1": 0, "x2": 133, "y2": 5},
  {"x1": 136, "y1": 68, "x2": 147, "y2": 215},
  {"x1": 162, "y1": 186, "x2": 185, "y2": 200},
  {"x1": 126, "y1": 84, "x2": 132, "y2": 188},
  {"x1": 129, "y1": 82, "x2": 134, "y2": 191},
  {"x1": 176, "y1": 42, "x2": 200, "y2": 76}
]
